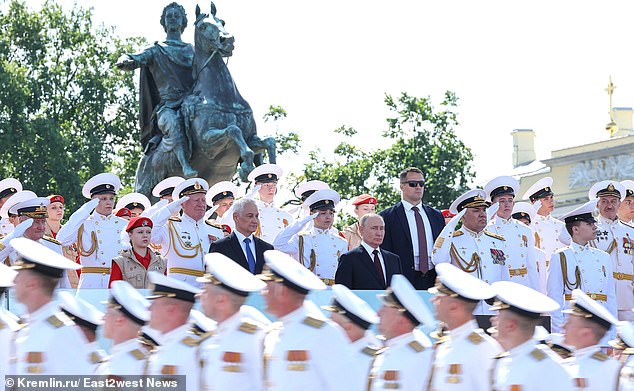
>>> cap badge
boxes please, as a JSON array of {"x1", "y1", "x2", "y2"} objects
[
  {"x1": 222, "y1": 192, "x2": 227, "y2": 196},
  {"x1": 521, "y1": 212, "x2": 526, "y2": 217},
  {"x1": 194, "y1": 182, "x2": 202, "y2": 190},
  {"x1": 324, "y1": 200, "x2": 330, "y2": 204},
  {"x1": 141, "y1": 221, "x2": 149, "y2": 227},
  {"x1": 607, "y1": 184, "x2": 615, "y2": 191},
  {"x1": 474, "y1": 196, "x2": 484, "y2": 202},
  {"x1": 267, "y1": 174, "x2": 273, "y2": 178},
  {"x1": 10, "y1": 188, "x2": 16, "y2": 193},
  {"x1": 503, "y1": 186, "x2": 508, "y2": 191},
  {"x1": 106, "y1": 184, "x2": 111, "y2": 189},
  {"x1": 544, "y1": 187, "x2": 550, "y2": 192},
  {"x1": 133, "y1": 202, "x2": 138, "y2": 207},
  {"x1": 36, "y1": 205, "x2": 46, "y2": 212}
]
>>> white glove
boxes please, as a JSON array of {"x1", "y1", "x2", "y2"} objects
[
  {"x1": 168, "y1": 196, "x2": 189, "y2": 214},
  {"x1": 301, "y1": 212, "x2": 319, "y2": 225},
  {"x1": 533, "y1": 200, "x2": 542, "y2": 213},
  {"x1": 119, "y1": 229, "x2": 131, "y2": 251},
  {"x1": 244, "y1": 185, "x2": 261, "y2": 199},
  {"x1": 487, "y1": 202, "x2": 499, "y2": 220},
  {"x1": 142, "y1": 199, "x2": 169, "y2": 218},
  {"x1": 74, "y1": 198, "x2": 100, "y2": 221},
  {"x1": 1, "y1": 219, "x2": 33, "y2": 245},
  {"x1": 204, "y1": 205, "x2": 220, "y2": 221}
]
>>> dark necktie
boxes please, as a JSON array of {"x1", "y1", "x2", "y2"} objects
[
  {"x1": 373, "y1": 249, "x2": 385, "y2": 287},
  {"x1": 411, "y1": 206, "x2": 429, "y2": 273},
  {"x1": 244, "y1": 237, "x2": 256, "y2": 273}
]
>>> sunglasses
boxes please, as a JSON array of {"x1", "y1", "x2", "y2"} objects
[{"x1": 402, "y1": 181, "x2": 425, "y2": 188}]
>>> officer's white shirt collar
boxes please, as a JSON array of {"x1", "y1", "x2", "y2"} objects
[
  {"x1": 571, "y1": 241, "x2": 591, "y2": 252},
  {"x1": 234, "y1": 229, "x2": 254, "y2": 244},
  {"x1": 507, "y1": 338, "x2": 538, "y2": 357},
  {"x1": 446, "y1": 319, "x2": 478, "y2": 340},
  {"x1": 312, "y1": 226, "x2": 330, "y2": 235},
  {"x1": 94, "y1": 211, "x2": 113, "y2": 220},
  {"x1": 23, "y1": 300, "x2": 60, "y2": 324},
  {"x1": 385, "y1": 330, "x2": 415, "y2": 347},
  {"x1": 159, "y1": 323, "x2": 192, "y2": 345},
  {"x1": 256, "y1": 196, "x2": 276, "y2": 208},
  {"x1": 216, "y1": 310, "x2": 243, "y2": 334},
  {"x1": 182, "y1": 213, "x2": 204, "y2": 225},
  {"x1": 462, "y1": 225, "x2": 484, "y2": 237},
  {"x1": 361, "y1": 240, "x2": 380, "y2": 253},
  {"x1": 598, "y1": 214, "x2": 618, "y2": 225},
  {"x1": 110, "y1": 337, "x2": 142, "y2": 355},
  {"x1": 572, "y1": 344, "x2": 601, "y2": 359},
  {"x1": 279, "y1": 303, "x2": 308, "y2": 325},
  {"x1": 493, "y1": 215, "x2": 512, "y2": 225},
  {"x1": 536, "y1": 214, "x2": 553, "y2": 222}
]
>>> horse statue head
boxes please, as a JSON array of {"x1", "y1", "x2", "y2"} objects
[{"x1": 194, "y1": 3, "x2": 235, "y2": 61}]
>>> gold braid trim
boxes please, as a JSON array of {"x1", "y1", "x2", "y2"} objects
[
  {"x1": 309, "y1": 249, "x2": 316, "y2": 272},
  {"x1": 167, "y1": 220, "x2": 201, "y2": 259},
  {"x1": 449, "y1": 243, "x2": 480, "y2": 276},
  {"x1": 254, "y1": 221, "x2": 261, "y2": 238},
  {"x1": 298, "y1": 235, "x2": 305, "y2": 265},
  {"x1": 77, "y1": 225, "x2": 97, "y2": 257},
  {"x1": 606, "y1": 238, "x2": 618, "y2": 254},
  {"x1": 534, "y1": 232, "x2": 541, "y2": 249},
  {"x1": 559, "y1": 252, "x2": 581, "y2": 291}
]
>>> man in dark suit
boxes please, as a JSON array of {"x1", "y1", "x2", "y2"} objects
[
  {"x1": 209, "y1": 198, "x2": 273, "y2": 274},
  {"x1": 379, "y1": 167, "x2": 445, "y2": 289},
  {"x1": 336, "y1": 214, "x2": 402, "y2": 290}
]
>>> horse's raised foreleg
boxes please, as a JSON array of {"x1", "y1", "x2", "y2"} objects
[{"x1": 202, "y1": 115, "x2": 255, "y2": 177}]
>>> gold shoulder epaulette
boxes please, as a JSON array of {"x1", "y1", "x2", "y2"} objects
[
  {"x1": 452, "y1": 230, "x2": 464, "y2": 237},
  {"x1": 302, "y1": 316, "x2": 325, "y2": 329},
  {"x1": 90, "y1": 351, "x2": 105, "y2": 364},
  {"x1": 181, "y1": 336, "x2": 200, "y2": 347},
  {"x1": 129, "y1": 349, "x2": 146, "y2": 360},
  {"x1": 484, "y1": 231, "x2": 505, "y2": 241},
  {"x1": 530, "y1": 348, "x2": 546, "y2": 361},
  {"x1": 46, "y1": 314, "x2": 66, "y2": 328},
  {"x1": 205, "y1": 220, "x2": 223, "y2": 229},
  {"x1": 467, "y1": 331, "x2": 484, "y2": 344},
  {"x1": 239, "y1": 322, "x2": 258, "y2": 334},
  {"x1": 42, "y1": 235, "x2": 61, "y2": 245},
  {"x1": 623, "y1": 347, "x2": 634, "y2": 356},
  {"x1": 591, "y1": 351, "x2": 608, "y2": 362},
  {"x1": 433, "y1": 237, "x2": 445, "y2": 249},
  {"x1": 408, "y1": 340, "x2": 425, "y2": 353},
  {"x1": 361, "y1": 346, "x2": 381, "y2": 356},
  {"x1": 169, "y1": 216, "x2": 182, "y2": 222}
]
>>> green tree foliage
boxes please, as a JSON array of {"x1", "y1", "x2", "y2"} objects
[
  {"x1": 263, "y1": 104, "x2": 300, "y2": 156},
  {"x1": 0, "y1": 0, "x2": 142, "y2": 210},
  {"x1": 304, "y1": 91, "x2": 475, "y2": 212}
]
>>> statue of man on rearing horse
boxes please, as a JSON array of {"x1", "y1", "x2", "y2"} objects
[{"x1": 117, "y1": 2, "x2": 276, "y2": 198}]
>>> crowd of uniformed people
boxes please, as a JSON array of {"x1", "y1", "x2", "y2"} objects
[{"x1": 0, "y1": 163, "x2": 634, "y2": 390}]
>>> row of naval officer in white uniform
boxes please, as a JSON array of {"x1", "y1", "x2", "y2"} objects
[{"x1": 2, "y1": 235, "x2": 634, "y2": 391}]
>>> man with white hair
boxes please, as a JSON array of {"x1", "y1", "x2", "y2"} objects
[{"x1": 209, "y1": 197, "x2": 273, "y2": 274}]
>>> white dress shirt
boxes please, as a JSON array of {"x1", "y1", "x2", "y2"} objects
[
  {"x1": 401, "y1": 199, "x2": 434, "y2": 270},
  {"x1": 234, "y1": 230, "x2": 257, "y2": 262},
  {"x1": 360, "y1": 241, "x2": 386, "y2": 285}
]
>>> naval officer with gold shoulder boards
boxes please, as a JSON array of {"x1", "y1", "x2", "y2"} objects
[
  {"x1": 97, "y1": 280, "x2": 152, "y2": 377},
  {"x1": 484, "y1": 176, "x2": 541, "y2": 291},
  {"x1": 321, "y1": 284, "x2": 381, "y2": 391},
  {"x1": 588, "y1": 180, "x2": 634, "y2": 322},
  {"x1": 10, "y1": 238, "x2": 92, "y2": 375},
  {"x1": 561, "y1": 289, "x2": 620, "y2": 391},
  {"x1": 547, "y1": 200, "x2": 617, "y2": 334},
  {"x1": 57, "y1": 173, "x2": 127, "y2": 288},
  {"x1": 274, "y1": 189, "x2": 348, "y2": 285},
  {"x1": 260, "y1": 250, "x2": 353, "y2": 391},
  {"x1": 198, "y1": 253, "x2": 268, "y2": 391},
  {"x1": 427, "y1": 263, "x2": 503, "y2": 391},
  {"x1": 431, "y1": 189, "x2": 509, "y2": 316},
  {"x1": 490, "y1": 281, "x2": 573, "y2": 391},
  {"x1": 150, "y1": 178, "x2": 224, "y2": 286},
  {"x1": 368, "y1": 274, "x2": 434, "y2": 391}
]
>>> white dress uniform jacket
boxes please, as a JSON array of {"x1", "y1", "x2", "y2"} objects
[
  {"x1": 432, "y1": 227, "x2": 509, "y2": 315},
  {"x1": 13, "y1": 301, "x2": 92, "y2": 375},
  {"x1": 1, "y1": 308, "x2": 20, "y2": 391},
  {"x1": 492, "y1": 339, "x2": 573, "y2": 391},
  {"x1": 618, "y1": 353, "x2": 634, "y2": 391},
  {"x1": 201, "y1": 311, "x2": 266, "y2": 391},
  {"x1": 263, "y1": 302, "x2": 353, "y2": 391},
  {"x1": 274, "y1": 222, "x2": 347, "y2": 283},
  {"x1": 368, "y1": 328, "x2": 433, "y2": 391},
  {"x1": 95, "y1": 338, "x2": 150, "y2": 378},
  {"x1": 533, "y1": 213, "x2": 567, "y2": 260},
  {"x1": 591, "y1": 216, "x2": 634, "y2": 321},
  {"x1": 0, "y1": 218, "x2": 13, "y2": 237},
  {"x1": 57, "y1": 212, "x2": 125, "y2": 288},
  {"x1": 6, "y1": 237, "x2": 70, "y2": 289},
  {"x1": 151, "y1": 214, "x2": 223, "y2": 286},
  {"x1": 428, "y1": 320, "x2": 503, "y2": 391},
  {"x1": 488, "y1": 216, "x2": 541, "y2": 291},
  {"x1": 254, "y1": 199, "x2": 293, "y2": 244},
  {"x1": 547, "y1": 242, "x2": 617, "y2": 333},
  {"x1": 348, "y1": 332, "x2": 382, "y2": 391},
  {"x1": 146, "y1": 324, "x2": 203, "y2": 391},
  {"x1": 562, "y1": 344, "x2": 620, "y2": 391}
]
